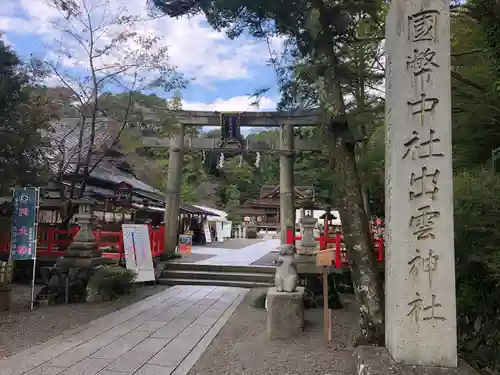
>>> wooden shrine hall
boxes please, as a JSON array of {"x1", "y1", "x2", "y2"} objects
[{"x1": 239, "y1": 185, "x2": 316, "y2": 230}]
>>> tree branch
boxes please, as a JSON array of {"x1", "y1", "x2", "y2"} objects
[
  {"x1": 451, "y1": 70, "x2": 489, "y2": 93},
  {"x1": 87, "y1": 87, "x2": 135, "y2": 176},
  {"x1": 451, "y1": 49, "x2": 486, "y2": 57}
]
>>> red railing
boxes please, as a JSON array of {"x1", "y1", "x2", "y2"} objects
[
  {"x1": 286, "y1": 228, "x2": 384, "y2": 268},
  {"x1": 0, "y1": 225, "x2": 165, "y2": 259}
]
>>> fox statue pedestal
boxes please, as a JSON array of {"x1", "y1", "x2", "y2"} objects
[{"x1": 267, "y1": 244, "x2": 305, "y2": 339}]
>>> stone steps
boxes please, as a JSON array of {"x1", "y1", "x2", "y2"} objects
[
  {"x1": 163, "y1": 269, "x2": 274, "y2": 283},
  {"x1": 159, "y1": 262, "x2": 275, "y2": 288},
  {"x1": 165, "y1": 262, "x2": 275, "y2": 274},
  {"x1": 158, "y1": 278, "x2": 272, "y2": 288}
]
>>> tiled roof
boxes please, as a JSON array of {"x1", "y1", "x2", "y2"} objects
[
  {"x1": 84, "y1": 185, "x2": 215, "y2": 215},
  {"x1": 42, "y1": 117, "x2": 114, "y2": 174},
  {"x1": 180, "y1": 203, "x2": 216, "y2": 216},
  {"x1": 91, "y1": 163, "x2": 163, "y2": 196},
  {"x1": 42, "y1": 117, "x2": 163, "y2": 195},
  {"x1": 41, "y1": 117, "x2": 214, "y2": 215}
]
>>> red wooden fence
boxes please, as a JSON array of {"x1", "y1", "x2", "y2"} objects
[
  {"x1": 286, "y1": 228, "x2": 384, "y2": 269},
  {"x1": 0, "y1": 225, "x2": 165, "y2": 260}
]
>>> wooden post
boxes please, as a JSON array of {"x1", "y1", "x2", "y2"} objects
[
  {"x1": 316, "y1": 249, "x2": 334, "y2": 344},
  {"x1": 279, "y1": 124, "x2": 295, "y2": 245},
  {"x1": 164, "y1": 123, "x2": 185, "y2": 256}
]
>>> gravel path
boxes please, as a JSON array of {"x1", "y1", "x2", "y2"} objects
[
  {"x1": 187, "y1": 288, "x2": 359, "y2": 375},
  {"x1": 0, "y1": 283, "x2": 169, "y2": 359},
  {"x1": 251, "y1": 251, "x2": 278, "y2": 266}
]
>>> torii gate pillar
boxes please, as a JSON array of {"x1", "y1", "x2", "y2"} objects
[
  {"x1": 280, "y1": 124, "x2": 295, "y2": 244},
  {"x1": 164, "y1": 123, "x2": 185, "y2": 255}
]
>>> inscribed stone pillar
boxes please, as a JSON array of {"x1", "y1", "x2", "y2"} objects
[
  {"x1": 279, "y1": 124, "x2": 295, "y2": 245},
  {"x1": 385, "y1": 0, "x2": 457, "y2": 367},
  {"x1": 164, "y1": 123, "x2": 185, "y2": 255}
]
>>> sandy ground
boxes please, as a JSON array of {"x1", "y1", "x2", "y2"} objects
[
  {"x1": 187, "y1": 288, "x2": 358, "y2": 375},
  {"x1": 0, "y1": 283, "x2": 169, "y2": 359}
]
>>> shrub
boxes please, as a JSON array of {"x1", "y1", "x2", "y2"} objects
[
  {"x1": 86, "y1": 266, "x2": 137, "y2": 301},
  {"x1": 246, "y1": 227, "x2": 258, "y2": 239},
  {"x1": 454, "y1": 170, "x2": 500, "y2": 370}
]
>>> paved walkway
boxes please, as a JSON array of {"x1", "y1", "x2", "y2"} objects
[
  {"x1": 0, "y1": 286, "x2": 248, "y2": 375},
  {"x1": 190, "y1": 239, "x2": 279, "y2": 266}
]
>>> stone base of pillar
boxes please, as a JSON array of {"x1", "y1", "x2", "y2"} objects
[
  {"x1": 266, "y1": 286, "x2": 305, "y2": 340},
  {"x1": 295, "y1": 254, "x2": 323, "y2": 274},
  {"x1": 353, "y1": 347, "x2": 479, "y2": 375}
]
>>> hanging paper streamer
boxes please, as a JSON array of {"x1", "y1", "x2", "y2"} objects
[
  {"x1": 255, "y1": 152, "x2": 261, "y2": 168},
  {"x1": 239, "y1": 154, "x2": 243, "y2": 168},
  {"x1": 202, "y1": 150, "x2": 206, "y2": 165},
  {"x1": 218, "y1": 152, "x2": 225, "y2": 169}
]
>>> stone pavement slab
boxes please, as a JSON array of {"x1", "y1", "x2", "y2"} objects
[
  {"x1": 190, "y1": 239, "x2": 280, "y2": 266},
  {"x1": 0, "y1": 286, "x2": 248, "y2": 375}
]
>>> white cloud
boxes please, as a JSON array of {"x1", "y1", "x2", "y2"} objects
[
  {"x1": 0, "y1": 0, "x2": 285, "y2": 85},
  {"x1": 1, "y1": 33, "x2": 10, "y2": 46},
  {"x1": 182, "y1": 96, "x2": 277, "y2": 111}
]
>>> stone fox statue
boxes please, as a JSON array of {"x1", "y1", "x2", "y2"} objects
[{"x1": 274, "y1": 244, "x2": 298, "y2": 292}]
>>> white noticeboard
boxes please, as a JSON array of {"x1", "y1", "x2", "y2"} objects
[
  {"x1": 216, "y1": 222, "x2": 224, "y2": 242},
  {"x1": 204, "y1": 223, "x2": 212, "y2": 243},
  {"x1": 122, "y1": 224, "x2": 156, "y2": 283},
  {"x1": 223, "y1": 221, "x2": 232, "y2": 239}
]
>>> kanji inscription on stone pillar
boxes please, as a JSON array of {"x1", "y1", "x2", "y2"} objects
[{"x1": 385, "y1": 0, "x2": 457, "y2": 367}]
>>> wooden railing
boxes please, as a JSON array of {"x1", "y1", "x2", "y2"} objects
[
  {"x1": 0, "y1": 225, "x2": 165, "y2": 259},
  {"x1": 286, "y1": 228, "x2": 384, "y2": 268}
]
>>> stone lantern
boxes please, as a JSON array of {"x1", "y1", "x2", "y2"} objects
[
  {"x1": 297, "y1": 198, "x2": 317, "y2": 256},
  {"x1": 66, "y1": 196, "x2": 101, "y2": 259},
  {"x1": 295, "y1": 192, "x2": 321, "y2": 274}
]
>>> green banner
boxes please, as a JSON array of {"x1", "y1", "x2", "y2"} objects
[{"x1": 10, "y1": 187, "x2": 39, "y2": 261}]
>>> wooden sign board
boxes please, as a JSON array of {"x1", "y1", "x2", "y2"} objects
[
  {"x1": 115, "y1": 182, "x2": 133, "y2": 207},
  {"x1": 316, "y1": 249, "x2": 335, "y2": 266}
]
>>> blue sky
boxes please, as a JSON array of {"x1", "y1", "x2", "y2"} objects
[{"x1": 0, "y1": 0, "x2": 283, "y2": 112}]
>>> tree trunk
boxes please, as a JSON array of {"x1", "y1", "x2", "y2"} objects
[
  {"x1": 326, "y1": 89, "x2": 385, "y2": 345},
  {"x1": 311, "y1": 5, "x2": 384, "y2": 340},
  {"x1": 354, "y1": 44, "x2": 372, "y2": 222},
  {"x1": 330, "y1": 127, "x2": 385, "y2": 346}
]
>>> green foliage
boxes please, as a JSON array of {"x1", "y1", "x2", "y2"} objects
[
  {"x1": 87, "y1": 266, "x2": 137, "y2": 301},
  {"x1": 468, "y1": 0, "x2": 500, "y2": 94},
  {"x1": 358, "y1": 124, "x2": 385, "y2": 215},
  {"x1": 454, "y1": 171, "x2": 500, "y2": 370},
  {"x1": 108, "y1": 92, "x2": 207, "y2": 203},
  {"x1": 450, "y1": 13, "x2": 500, "y2": 170},
  {"x1": 0, "y1": 36, "x2": 52, "y2": 194},
  {"x1": 246, "y1": 227, "x2": 258, "y2": 239}
]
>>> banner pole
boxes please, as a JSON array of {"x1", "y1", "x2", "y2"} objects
[{"x1": 30, "y1": 187, "x2": 40, "y2": 311}]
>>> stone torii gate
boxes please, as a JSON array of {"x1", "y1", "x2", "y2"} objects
[{"x1": 142, "y1": 109, "x2": 323, "y2": 253}]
